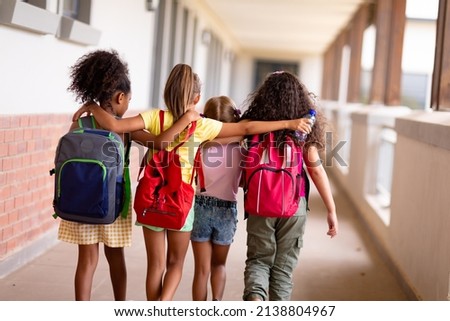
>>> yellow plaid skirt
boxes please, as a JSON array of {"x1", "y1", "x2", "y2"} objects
[{"x1": 58, "y1": 206, "x2": 132, "y2": 248}]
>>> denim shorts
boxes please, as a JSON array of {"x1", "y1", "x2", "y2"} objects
[{"x1": 191, "y1": 195, "x2": 238, "y2": 245}]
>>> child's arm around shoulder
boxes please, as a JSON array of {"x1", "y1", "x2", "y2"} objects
[
  {"x1": 215, "y1": 118, "x2": 312, "y2": 138},
  {"x1": 304, "y1": 145, "x2": 338, "y2": 238},
  {"x1": 73, "y1": 104, "x2": 200, "y2": 150},
  {"x1": 132, "y1": 109, "x2": 200, "y2": 150},
  {"x1": 73, "y1": 103, "x2": 145, "y2": 133},
  {"x1": 155, "y1": 109, "x2": 200, "y2": 146}
]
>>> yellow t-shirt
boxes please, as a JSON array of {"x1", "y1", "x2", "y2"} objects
[{"x1": 140, "y1": 109, "x2": 223, "y2": 183}]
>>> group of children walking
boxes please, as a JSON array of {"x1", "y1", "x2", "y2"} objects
[{"x1": 60, "y1": 49, "x2": 338, "y2": 301}]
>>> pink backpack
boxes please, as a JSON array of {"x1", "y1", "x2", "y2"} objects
[{"x1": 242, "y1": 132, "x2": 309, "y2": 218}]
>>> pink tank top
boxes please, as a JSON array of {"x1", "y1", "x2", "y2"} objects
[{"x1": 196, "y1": 142, "x2": 242, "y2": 202}]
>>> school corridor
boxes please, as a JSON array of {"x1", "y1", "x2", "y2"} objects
[
  {"x1": 0, "y1": 172, "x2": 410, "y2": 301},
  {"x1": 2, "y1": 0, "x2": 450, "y2": 302}
]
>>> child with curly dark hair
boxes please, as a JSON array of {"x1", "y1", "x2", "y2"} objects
[
  {"x1": 60, "y1": 50, "x2": 197, "y2": 301},
  {"x1": 240, "y1": 70, "x2": 338, "y2": 301}
]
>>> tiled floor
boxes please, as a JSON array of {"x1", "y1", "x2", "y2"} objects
[{"x1": 0, "y1": 174, "x2": 410, "y2": 301}]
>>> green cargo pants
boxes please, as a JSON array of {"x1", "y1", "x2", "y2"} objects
[{"x1": 243, "y1": 199, "x2": 308, "y2": 301}]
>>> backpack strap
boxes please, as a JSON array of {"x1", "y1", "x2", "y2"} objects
[
  {"x1": 192, "y1": 146, "x2": 203, "y2": 187},
  {"x1": 137, "y1": 109, "x2": 168, "y2": 174},
  {"x1": 303, "y1": 165, "x2": 310, "y2": 211},
  {"x1": 137, "y1": 110, "x2": 197, "y2": 179},
  {"x1": 159, "y1": 109, "x2": 164, "y2": 133},
  {"x1": 158, "y1": 110, "x2": 198, "y2": 185},
  {"x1": 194, "y1": 142, "x2": 207, "y2": 191},
  {"x1": 77, "y1": 116, "x2": 97, "y2": 129},
  {"x1": 120, "y1": 132, "x2": 132, "y2": 219},
  {"x1": 160, "y1": 110, "x2": 196, "y2": 152}
]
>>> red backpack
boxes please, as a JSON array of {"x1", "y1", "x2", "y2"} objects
[
  {"x1": 134, "y1": 110, "x2": 198, "y2": 230},
  {"x1": 242, "y1": 132, "x2": 309, "y2": 218}
]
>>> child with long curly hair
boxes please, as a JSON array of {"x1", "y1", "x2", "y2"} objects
[{"x1": 240, "y1": 70, "x2": 338, "y2": 301}]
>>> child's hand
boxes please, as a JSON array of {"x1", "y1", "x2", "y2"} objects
[
  {"x1": 184, "y1": 109, "x2": 201, "y2": 122},
  {"x1": 72, "y1": 102, "x2": 99, "y2": 121},
  {"x1": 327, "y1": 212, "x2": 338, "y2": 238},
  {"x1": 290, "y1": 117, "x2": 313, "y2": 133}
]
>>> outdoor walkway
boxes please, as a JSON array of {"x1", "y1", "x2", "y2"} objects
[{"x1": 0, "y1": 174, "x2": 410, "y2": 301}]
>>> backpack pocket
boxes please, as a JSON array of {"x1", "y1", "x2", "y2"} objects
[
  {"x1": 245, "y1": 167, "x2": 298, "y2": 217},
  {"x1": 57, "y1": 159, "x2": 109, "y2": 218}
]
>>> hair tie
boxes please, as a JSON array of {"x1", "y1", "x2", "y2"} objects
[{"x1": 234, "y1": 109, "x2": 241, "y2": 117}]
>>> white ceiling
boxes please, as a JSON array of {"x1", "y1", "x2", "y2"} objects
[{"x1": 201, "y1": 0, "x2": 367, "y2": 57}]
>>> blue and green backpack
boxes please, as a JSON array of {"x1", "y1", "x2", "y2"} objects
[{"x1": 50, "y1": 116, "x2": 131, "y2": 224}]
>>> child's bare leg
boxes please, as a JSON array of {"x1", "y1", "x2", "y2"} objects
[
  {"x1": 211, "y1": 243, "x2": 231, "y2": 301},
  {"x1": 143, "y1": 227, "x2": 166, "y2": 300},
  {"x1": 160, "y1": 230, "x2": 191, "y2": 300},
  {"x1": 104, "y1": 245, "x2": 127, "y2": 300},
  {"x1": 75, "y1": 243, "x2": 99, "y2": 300},
  {"x1": 192, "y1": 241, "x2": 213, "y2": 300}
]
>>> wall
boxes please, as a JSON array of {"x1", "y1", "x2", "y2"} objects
[
  {"x1": 230, "y1": 54, "x2": 254, "y2": 108},
  {"x1": 92, "y1": 0, "x2": 157, "y2": 111},
  {"x1": 0, "y1": 0, "x2": 157, "y2": 276},
  {"x1": 0, "y1": 114, "x2": 67, "y2": 275},
  {"x1": 0, "y1": 0, "x2": 156, "y2": 115},
  {"x1": 391, "y1": 113, "x2": 450, "y2": 300},
  {"x1": 325, "y1": 101, "x2": 450, "y2": 300}
]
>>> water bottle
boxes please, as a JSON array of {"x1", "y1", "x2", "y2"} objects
[{"x1": 295, "y1": 109, "x2": 316, "y2": 141}]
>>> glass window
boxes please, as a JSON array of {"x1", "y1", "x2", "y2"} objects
[
  {"x1": 376, "y1": 128, "x2": 396, "y2": 209},
  {"x1": 22, "y1": 0, "x2": 46, "y2": 9},
  {"x1": 62, "y1": 0, "x2": 79, "y2": 20},
  {"x1": 401, "y1": 72, "x2": 429, "y2": 109},
  {"x1": 254, "y1": 61, "x2": 299, "y2": 89},
  {"x1": 59, "y1": 0, "x2": 91, "y2": 24}
]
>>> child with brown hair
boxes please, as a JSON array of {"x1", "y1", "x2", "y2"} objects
[{"x1": 191, "y1": 96, "x2": 242, "y2": 301}]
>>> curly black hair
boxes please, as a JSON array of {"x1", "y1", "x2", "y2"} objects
[
  {"x1": 241, "y1": 71, "x2": 326, "y2": 150},
  {"x1": 67, "y1": 49, "x2": 131, "y2": 109}
]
